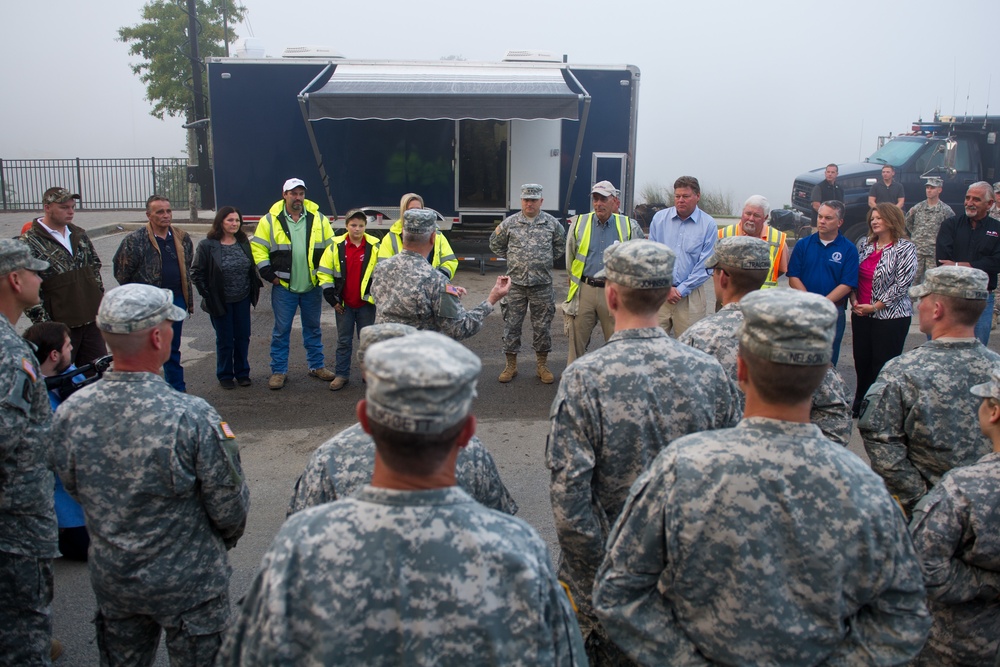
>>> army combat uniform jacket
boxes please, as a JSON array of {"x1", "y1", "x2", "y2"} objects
[
  {"x1": 860, "y1": 339, "x2": 1000, "y2": 512},
  {"x1": 287, "y1": 423, "x2": 518, "y2": 516},
  {"x1": 219, "y1": 486, "x2": 586, "y2": 666},
  {"x1": 595, "y1": 418, "x2": 931, "y2": 666}
]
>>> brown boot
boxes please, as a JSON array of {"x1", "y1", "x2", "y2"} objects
[
  {"x1": 498, "y1": 354, "x2": 517, "y2": 382},
  {"x1": 536, "y1": 352, "x2": 554, "y2": 384}
]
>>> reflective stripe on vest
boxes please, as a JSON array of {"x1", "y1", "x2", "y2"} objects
[
  {"x1": 719, "y1": 224, "x2": 785, "y2": 288},
  {"x1": 566, "y1": 213, "x2": 631, "y2": 303}
]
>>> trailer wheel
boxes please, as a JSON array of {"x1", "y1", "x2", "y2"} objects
[{"x1": 844, "y1": 222, "x2": 869, "y2": 244}]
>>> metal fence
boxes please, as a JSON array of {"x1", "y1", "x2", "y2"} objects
[{"x1": 0, "y1": 158, "x2": 190, "y2": 211}]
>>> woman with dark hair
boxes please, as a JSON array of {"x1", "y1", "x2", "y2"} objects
[
  {"x1": 190, "y1": 206, "x2": 262, "y2": 388},
  {"x1": 849, "y1": 203, "x2": 917, "y2": 415}
]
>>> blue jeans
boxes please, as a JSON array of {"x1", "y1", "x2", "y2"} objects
[
  {"x1": 164, "y1": 292, "x2": 186, "y2": 392},
  {"x1": 832, "y1": 304, "x2": 846, "y2": 367},
  {"x1": 334, "y1": 303, "x2": 376, "y2": 378},
  {"x1": 210, "y1": 295, "x2": 252, "y2": 381},
  {"x1": 270, "y1": 284, "x2": 325, "y2": 374},
  {"x1": 974, "y1": 292, "x2": 995, "y2": 346}
]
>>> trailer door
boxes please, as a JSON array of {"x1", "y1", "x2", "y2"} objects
[
  {"x1": 457, "y1": 120, "x2": 508, "y2": 210},
  {"x1": 508, "y1": 120, "x2": 562, "y2": 210}
]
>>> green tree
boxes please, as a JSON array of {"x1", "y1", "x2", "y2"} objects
[{"x1": 118, "y1": 0, "x2": 246, "y2": 121}]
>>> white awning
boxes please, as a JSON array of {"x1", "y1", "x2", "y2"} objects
[{"x1": 301, "y1": 63, "x2": 585, "y2": 122}]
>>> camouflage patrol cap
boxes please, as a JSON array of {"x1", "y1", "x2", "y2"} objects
[
  {"x1": 707, "y1": 236, "x2": 771, "y2": 271},
  {"x1": 97, "y1": 284, "x2": 187, "y2": 334},
  {"x1": 402, "y1": 208, "x2": 438, "y2": 235},
  {"x1": 364, "y1": 331, "x2": 480, "y2": 435},
  {"x1": 42, "y1": 187, "x2": 81, "y2": 205},
  {"x1": 924, "y1": 177, "x2": 943, "y2": 188},
  {"x1": 520, "y1": 184, "x2": 543, "y2": 200},
  {"x1": 0, "y1": 239, "x2": 49, "y2": 275},
  {"x1": 595, "y1": 239, "x2": 675, "y2": 289},
  {"x1": 970, "y1": 367, "x2": 1000, "y2": 401},
  {"x1": 739, "y1": 289, "x2": 836, "y2": 366},
  {"x1": 909, "y1": 266, "x2": 989, "y2": 300},
  {"x1": 357, "y1": 322, "x2": 417, "y2": 366}
]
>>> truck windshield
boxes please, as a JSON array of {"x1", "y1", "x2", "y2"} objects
[{"x1": 866, "y1": 138, "x2": 925, "y2": 167}]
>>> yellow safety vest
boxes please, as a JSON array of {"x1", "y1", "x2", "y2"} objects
[
  {"x1": 378, "y1": 219, "x2": 459, "y2": 279},
  {"x1": 566, "y1": 213, "x2": 632, "y2": 303},
  {"x1": 317, "y1": 233, "x2": 380, "y2": 304},
  {"x1": 251, "y1": 199, "x2": 334, "y2": 289},
  {"x1": 718, "y1": 224, "x2": 786, "y2": 288}
]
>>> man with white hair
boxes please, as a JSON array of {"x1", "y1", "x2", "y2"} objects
[
  {"x1": 936, "y1": 181, "x2": 1000, "y2": 345},
  {"x1": 717, "y1": 195, "x2": 788, "y2": 289}
]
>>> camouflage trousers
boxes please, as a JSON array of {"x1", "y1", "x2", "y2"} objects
[
  {"x1": 0, "y1": 551, "x2": 53, "y2": 667},
  {"x1": 558, "y1": 554, "x2": 637, "y2": 667},
  {"x1": 95, "y1": 593, "x2": 229, "y2": 667},
  {"x1": 914, "y1": 255, "x2": 936, "y2": 285},
  {"x1": 500, "y1": 282, "x2": 555, "y2": 354}
]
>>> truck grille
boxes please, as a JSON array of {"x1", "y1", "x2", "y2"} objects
[{"x1": 791, "y1": 180, "x2": 813, "y2": 209}]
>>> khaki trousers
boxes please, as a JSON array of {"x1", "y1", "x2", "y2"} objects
[
  {"x1": 658, "y1": 282, "x2": 708, "y2": 337},
  {"x1": 565, "y1": 283, "x2": 614, "y2": 365}
]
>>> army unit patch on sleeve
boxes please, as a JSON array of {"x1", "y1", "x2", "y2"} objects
[
  {"x1": 220, "y1": 422, "x2": 236, "y2": 439},
  {"x1": 22, "y1": 358, "x2": 37, "y2": 381}
]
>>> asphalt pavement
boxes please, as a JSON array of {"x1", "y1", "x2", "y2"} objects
[{"x1": 3, "y1": 209, "x2": 985, "y2": 666}]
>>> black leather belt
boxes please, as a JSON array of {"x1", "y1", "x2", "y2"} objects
[{"x1": 582, "y1": 276, "x2": 606, "y2": 288}]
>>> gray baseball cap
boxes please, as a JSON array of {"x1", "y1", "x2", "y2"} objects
[
  {"x1": 706, "y1": 236, "x2": 771, "y2": 271},
  {"x1": 909, "y1": 266, "x2": 989, "y2": 300},
  {"x1": 595, "y1": 239, "x2": 675, "y2": 289},
  {"x1": 365, "y1": 331, "x2": 481, "y2": 435},
  {"x1": 740, "y1": 289, "x2": 836, "y2": 366},
  {"x1": 0, "y1": 239, "x2": 49, "y2": 275},
  {"x1": 591, "y1": 180, "x2": 617, "y2": 197},
  {"x1": 402, "y1": 208, "x2": 438, "y2": 235},
  {"x1": 520, "y1": 184, "x2": 543, "y2": 200},
  {"x1": 357, "y1": 322, "x2": 417, "y2": 366},
  {"x1": 97, "y1": 284, "x2": 187, "y2": 334},
  {"x1": 924, "y1": 177, "x2": 943, "y2": 188},
  {"x1": 971, "y1": 367, "x2": 1000, "y2": 401}
]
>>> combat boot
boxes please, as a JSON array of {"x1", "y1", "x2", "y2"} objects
[
  {"x1": 536, "y1": 352, "x2": 554, "y2": 384},
  {"x1": 498, "y1": 354, "x2": 517, "y2": 383}
]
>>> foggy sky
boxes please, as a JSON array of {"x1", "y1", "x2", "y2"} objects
[{"x1": 3, "y1": 0, "x2": 995, "y2": 213}]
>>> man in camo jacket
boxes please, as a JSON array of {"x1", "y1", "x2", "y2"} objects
[
  {"x1": 52, "y1": 284, "x2": 250, "y2": 666},
  {"x1": 489, "y1": 183, "x2": 567, "y2": 384},
  {"x1": 595, "y1": 289, "x2": 930, "y2": 665},
  {"x1": 0, "y1": 239, "x2": 57, "y2": 666},
  {"x1": 287, "y1": 322, "x2": 518, "y2": 517},
  {"x1": 908, "y1": 366, "x2": 1000, "y2": 666},
  {"x1": 904, "y1": 176, "x2": 955, "y2": 284},
  {"x1": 547, "y1": 239, "x2": 739, "y2": 665},
  {"x1": 371, "y1": 208, "x2": 510, "y2": 340},
  {"x1": 860, "y1": 265, "x2": 1000, "y2": 514},
  {"x1": 679, "y1": 235, "x2": 853, "y2": 445},
  {"x1": 219, "y1": 331, "x2": 585, "y2": 666}
]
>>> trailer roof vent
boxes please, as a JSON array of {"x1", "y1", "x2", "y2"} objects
[
  {"x1": 502, "y1": 50, "x2": 561, "y2": 63},
  {"x1": 234, "y1": 38, "x2": 266, "y2": 58},
  {"x1": 282, "y1": 46, "x2": 345, "y2": 59}
]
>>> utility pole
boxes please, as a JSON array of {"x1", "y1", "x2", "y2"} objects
[{"x1": 185, "y1": 0, "x2": 215, "y2": 218}]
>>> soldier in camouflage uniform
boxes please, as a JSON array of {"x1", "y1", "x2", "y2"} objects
[
  {"x1": 547, "y1": 240, "x2": 739, "y2": 665},
  {"x1": 595, "y1": 289, "x2": 931, "y2": 665},
  {"x1": 0, "y1": 240, "x2": 58, "y2": 666},
  {"x1": 489, "y1": 183, "x2": 567, "y2": 384},
  {"x1": 21, "y1": 186, "x2": 108, "y2": 366},
  {"x1": 908, "y1": 367, "x2": 1000, "y2": 666},
  {"x1": 52, "y1": 284, "x2": 250, "y2": 666},
  {"x1": 905, "y1": 177, "x2": 955, "y2": 284},
  {"x1": 371, "y1": 208, "x2": 510, "y2": 340},
  {"x1": 679, "y1": 236, "x2": 853, "y2": 445},
  {"x1": 219, "y1": 331, "x2": 585, "y2": 666},
  {"x1": 860, "y1": 266, "x2": 1000, "y2": 514},
  {"x1": 287, "y1": 323, "x2": 518, "y2": 516}
]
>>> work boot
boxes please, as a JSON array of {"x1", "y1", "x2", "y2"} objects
[
  {"x1": 309, "y1": 367, "x2": 336, "y2": 381},
  {"x1": 498, "y1": 354, "x2": 517, "y2": 383},
  {"x1": 51, "y1": 639, "x2": 64, "y2": 662},
  {"x1": 536, "y1": 352, "x2": 554, "y2": 384},
  {"x1": 329, "y1": 376, "x2": 348, "y2": 391},
  {"x1": 268, "y1": 373, "x2": 287, "y2": 390}
]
